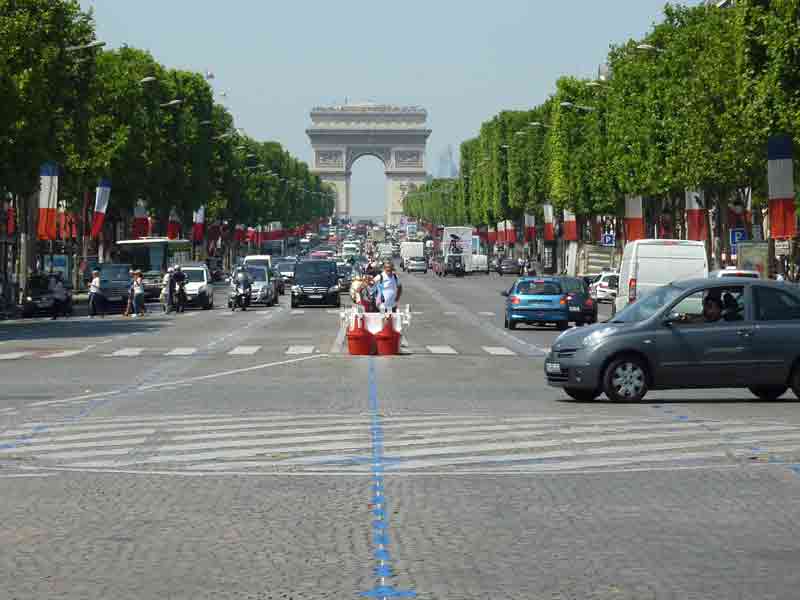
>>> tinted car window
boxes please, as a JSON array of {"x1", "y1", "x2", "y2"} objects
[
  {"x1": 246, "y1": 267, "x2": 267, "y2": 282},
  {"x1": 295, "y1": 261, "x2": 337, "y2": 276},
  {"x1": 516, "y1": 281, "x2": 562, "y2": 295},
  {"x1": 276, "y1": 262, "x2": 295, "y2": 272},
  {"x1": 564, "y1": 278, "x2": 586, "y2": 294},
  {"x1": 183, "y1": 269, "x2": 206, "y2": 283},
  {"x1": 608, "y1": 275, "x2": 619, "y2": 289},
  {"x1": 754, "y1": 286, "x2": 800, "y2": 321}
]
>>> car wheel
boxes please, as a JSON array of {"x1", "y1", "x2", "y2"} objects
[
  {"x1": 557, "y1": 320, "x2": 569, "y2": 331},
  {"x1": 504, "y1": 316, "x2": 509, "y2": 329},
  {"x1": 748, "y1": 385, "x2": 788, "y2": 401},
  {"x1": 564, "y1": 388, "x2": 599, "y2": 402},
  {"x1": 603, "y1": 356, "x2": 649, "y2": 402},
  {"x1": 508, "y1": 319, "x2": 517, "y2": 330}
]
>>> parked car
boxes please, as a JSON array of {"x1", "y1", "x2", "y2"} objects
[
  {"x1": 590, "y1": 272, "x2": 619, "y2": 303},
  {"x1": 179, "y1": 263, "x2": 214, "y2": 309},
  {"x1": 615, "y1": 239, "x2": 708, "y2": 315},
  {"x1": 502, "y1": 276, "x2": 596, "y2": 330},
  {"x1": 337, "y1": 263, "x2": 354, "y2": 294},
  {"x1": 21, "y1": 273, "x2": 73, "y2": 318},
  {"x1": 497, "y1": 258, "x2": 523, "y2": 276},
  {"x1": 291, "y1": 259, "x2": 340, "y2": 308},
  {"x1": 405, "y1": 256, "x2": 428, "y2": 274},
  {"x1": 546, "y1": 278, "x2": 800, "y2": 402},
  {"x1": 710, "y1": 268, "x2": 761, "y2": 279}
]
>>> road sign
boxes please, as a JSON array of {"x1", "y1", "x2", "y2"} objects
[
  {"x1": 601, "y1": 233, "x2": 615, "y2": 247},
  {"x1": 729, "y1": 228, "x2": 747, "y2": 252}
]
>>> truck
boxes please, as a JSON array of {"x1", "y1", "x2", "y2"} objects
[
  {"x1": 369, "y1": 228, "x2": 386, "y2": 243},
  {"x1": 441, "y1": 226, "x2": 478, "y2": 273},
  {"x1": 399, "y1": 241, "x2": 424, "y2": 270}
]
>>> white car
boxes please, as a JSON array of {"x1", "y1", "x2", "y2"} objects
[
  {"x1": 180, "y1": 264, "x2": 214, "y2": 310},
  {"x1": 590, "y1": 272, "x2": 619, "y2": 303}
]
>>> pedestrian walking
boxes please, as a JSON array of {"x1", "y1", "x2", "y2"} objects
[
  {"x1": 88, "y1": 270, "x2": 105, "y2": 317},
  {"x1": 373, "y1": 261, "x2": 402, "y2": 313},
  {"x1": 132, "y1": 271, "x2": 145, "y2": 317},
  {"x1": 49, "y1": 274, "x2": 68, "y2": 320}
]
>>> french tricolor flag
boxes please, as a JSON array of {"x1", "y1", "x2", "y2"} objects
[
  {"x1": 543, "y1": 203, "x2": 555, "y2": 241},
  {"x1": 192, "y1": 206, "x2": 205, "y2": 241},
  {"x1": 524, "y1": 214, "x2": 536, "y2": 242},
  {"x1": 685, "y1": 190, "x2": 708, "y2": 242},
  {"x1": 624, "y1": 195, "x2": 645, "y2": 242},
  {"x1": 167, "y1": 208, "x2": 181, "y2": 239},
  {"x1": 37, "y1": 163, "x2": 59, "y2": 241},
  {"x1": 768, "y1": 135, "x2": 796, "y2": 240},
  {"x1": 90, "y1": 179, "x2": 111, "y2": 239},
  {"x1": 562, "y1": 208, "x2": 577, "y2": 241},
  {"x1": 133, "y1": 200, "x2": 149, "y2": 238}
]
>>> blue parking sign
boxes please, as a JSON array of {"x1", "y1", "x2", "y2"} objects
[
  {"x1": 601, "y1": 233, "x2": 615, "y2": 247},
  {"x1": 730, "y1": 228, "x2": 747, "y2": 251}
]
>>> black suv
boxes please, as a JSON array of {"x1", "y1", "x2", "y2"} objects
[{"x1": 291, "y1": 260, "x2": 340, "y2": 308}]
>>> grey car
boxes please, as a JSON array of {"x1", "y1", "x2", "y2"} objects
[{"x1": 545, "y1": 278, "x2": 800, "y2": 402}]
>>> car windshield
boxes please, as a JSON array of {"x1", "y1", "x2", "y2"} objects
[
  {"x1": 338, "y1": 265, "x2": 353, "y2": 275},
  {"x1": 103, "y1": 265, "x2": 131, "y2": 280},
  {"x1": 296, "y1": 261, "x2": 336, "y2": 276},
  {"x1": 276, "y1": 263, "x2": 295, "y2": 272},
  {"x1": 516, "y1": 281, "x2": 562, "y2": 295},
  {"x1": 246, "y1": 268, "x2": 266, "y2": 282},
  {"x1": 611, "y1": 284, "x2": 685, "y2": 323},
  {"x1": 183, "y1": 269, "x2": 205, "y2": 283}
]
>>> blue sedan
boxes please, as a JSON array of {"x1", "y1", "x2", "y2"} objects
[{"x1": 502, "y1": 277, "x2": 596, "y2": 330}]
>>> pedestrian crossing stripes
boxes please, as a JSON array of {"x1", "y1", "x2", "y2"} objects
[
  {"x1": 111, "y1": 348, "x2": 144, "y2": 357},
  {"x1": 0, "y1": 345, "x2": 528, "y2": 360},
  {"x1": 3, "y1": 412, "x2": 800, "y2": 474},
  {"x1": 227, "y1": 345, "x2": 261, "y2": 355}
]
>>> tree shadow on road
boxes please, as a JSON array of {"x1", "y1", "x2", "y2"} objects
[{"x1": 0, "y1": 318, "x2": 168, "y2": 342}]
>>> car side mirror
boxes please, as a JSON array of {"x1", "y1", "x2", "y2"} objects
[{"x1": 663, "y1": 311, "x2": 681, "y2": 326}]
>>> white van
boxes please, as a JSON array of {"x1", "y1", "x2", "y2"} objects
[
  {"x1": 243, "y1": 255, "x2": 273, "y2": 271},
  {"x1": 614, "y1": 239, "x2": 708, "y2": 314}
]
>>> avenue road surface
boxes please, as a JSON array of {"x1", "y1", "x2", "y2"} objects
[{"x1": 1, "y1": 271, "x2": 800, "y2": 599}]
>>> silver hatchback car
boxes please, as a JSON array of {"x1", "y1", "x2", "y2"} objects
[{"x1": 546, "y1": 278, "x2": 800, "y2": 402}]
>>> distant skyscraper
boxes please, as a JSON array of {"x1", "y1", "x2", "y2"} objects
[{"x1": 437, "y1": 145, "x2": 458, "y2": 178}]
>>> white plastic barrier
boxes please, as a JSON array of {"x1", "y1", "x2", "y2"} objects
[{"x1": 341, "y1": 304, "x2": 412, "y2": 335}]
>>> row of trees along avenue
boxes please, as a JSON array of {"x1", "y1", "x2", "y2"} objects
[
  {"x1": 404, "y1": 1, "x2": 800, "y2": 269},
  {"x1": 1, "y1": 0, "x2": 334, "y2": 296}
]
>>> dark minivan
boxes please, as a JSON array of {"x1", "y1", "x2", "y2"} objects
[{"x1": 291, "y1": 260, "x2": 341, "y2": 308}]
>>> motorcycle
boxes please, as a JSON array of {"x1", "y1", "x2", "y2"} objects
[
  {"x1": 228, "y1": 283, "x2": 251, "y2": 311},
  {"x1": 175, "y1": 281, "x2": 187, "y2": 313}
]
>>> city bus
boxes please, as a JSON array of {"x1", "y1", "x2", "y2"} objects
[{"x1": 115, "y1": 237, "x2": 192, "y2": 299}]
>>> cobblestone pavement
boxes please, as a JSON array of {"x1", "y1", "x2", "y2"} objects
[{"x1": 2, "y1": 275, "x2": 800, "y2": 599}]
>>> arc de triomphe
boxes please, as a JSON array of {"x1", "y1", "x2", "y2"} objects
[{"x1": 306, "y1": 103, "x2": 431, "y2": 225}]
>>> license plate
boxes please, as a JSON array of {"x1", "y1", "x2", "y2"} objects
[
  {"x1": 546, "y1": 362, "x2": 562, "y2": 375},
  {"x1": 569, "y1": 306, "x2": 581, "y2": 312},
  {"x1": 309, "y1": 294, "x2": 323, "y2": 299}
]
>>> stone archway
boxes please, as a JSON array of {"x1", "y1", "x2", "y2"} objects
[{"x1": 306, "y1": 103, "x2": 431, "y2": 225}]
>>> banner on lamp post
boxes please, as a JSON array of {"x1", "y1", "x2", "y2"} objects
[
  {"x1": 90, "y1": 180, "x2": 111, "y2": 239},
  {"x1": 37, "y1": 162, "x2": 59, "y2": 241}
]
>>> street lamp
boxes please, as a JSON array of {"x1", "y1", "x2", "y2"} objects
[
  {"x1": 530, "y1": 121, "x2": 551, "y2": 129},
  {"x1": 199, "y1": 119, "x2": 212, "y2": 126},
  {"x1": 65, "y1": 40, "x2": 106, "y2": 53},
  {"x1": 160, "y1": 99, "x2": 183, "y2": 108},
  {"x1": 636, "y1": 43, "x2": 664, "y2": 54},
  {"x1": 560, "y1": 101, "x2": 596, "y2": 113},
  {"x1": 585, "y1": 80, "x2": 605, "y2": 88},
  {"x1": 140, "y1": 76, "x2": 157, "y2": 84}
]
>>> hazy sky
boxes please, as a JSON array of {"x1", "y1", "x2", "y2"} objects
[{"x1": 80, "y1": 0, "x2": 691, "y2": 218}]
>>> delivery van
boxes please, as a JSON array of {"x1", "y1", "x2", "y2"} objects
[{"x1": 614, "y1": 239, "x2": 708, "y2": 314}]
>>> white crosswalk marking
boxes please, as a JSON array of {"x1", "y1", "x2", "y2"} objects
[
  {"x1": 0, "y1": 352, "x2": 33, "y2": 360},
  {"x1": 165, "y1": 347, "x2": 197, "y2": 356},
  {"x1": 291, "y1": 310, "x2": 305, "y2": 315},
  {"x1": 111, "y1": 348, "x2": 144, "y2": 357},
  {"x1": 482, "y1": 346, "x2": 516, "y2": 356},
  {"x1": 286, "y1": 345, "x2": 315, "y2": 355},
  {"x1": 7, "y1": 412, "x2": 799, "y2": 475},
  {"x1": 426, "y1": 345, "x2": 458, "y2": 355},
  {"x1": 43, "y1": 350, "x2": 85, "y2": 359},
  {"x1": 228, "y1": 346, "x2": 260, "y2": 355}
]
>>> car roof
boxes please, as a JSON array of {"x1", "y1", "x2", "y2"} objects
[{"x1": 672, "y1": 277, "x2": 791, "y2": 291}]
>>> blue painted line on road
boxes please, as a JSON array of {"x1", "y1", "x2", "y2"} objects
[{"x1": 359, "y1": 358, "x2": 416, "y2": 600}]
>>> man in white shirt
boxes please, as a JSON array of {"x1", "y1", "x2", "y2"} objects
[{"x1": 373, "y1": 261, "x2": 402, "y2": 312}]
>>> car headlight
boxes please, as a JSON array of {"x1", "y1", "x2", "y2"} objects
[
  {"x1": 26, "y1": 296, "x2": 32, "y2": 302},
  {"x1": 291, "y1": 285, "x2": 300, "y2": 294},
  {"x1": 328, "y1": 285, "x2": 339, "y2": 293},
  {"x1": 581, "y1": 326, "x2": 617, "y2": 347}
]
